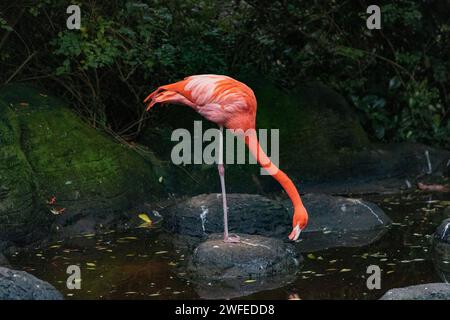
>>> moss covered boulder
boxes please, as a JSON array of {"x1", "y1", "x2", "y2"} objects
[{"x1": 0, "y1": 84, "x2": 162, "y2": 242}]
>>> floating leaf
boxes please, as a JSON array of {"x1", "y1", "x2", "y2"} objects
[
  {"x1": 155, "y1": 251, "x2": 168, "y2": 255},
  {"x1": 118, "y1": 236, "x2": 138, "y2": 241},
  {"x1": 244, "y1": 279, "x2": 256, "y2": 283},
  {"x1": 307, "y1": 253, "x2": 316, "y2": 260},
  {"x1": 86, "y1": 262, "x2": 96, "y2": 267},
  {"x1": 340, "y1": 268, "x2": 351, "y2": 272},
  {"x1": 138, "y1": 213, "x2": 152, "y2": 224}
]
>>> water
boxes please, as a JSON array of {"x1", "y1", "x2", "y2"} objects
[{"x1": 8, "y1": 192, "x2": 450, "y2": 300}]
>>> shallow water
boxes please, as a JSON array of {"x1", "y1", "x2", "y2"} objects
[{"x1": 8, "y1": 192, "x2": 450, "y2": 300}]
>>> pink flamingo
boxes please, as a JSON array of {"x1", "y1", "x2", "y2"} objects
[{"x1": 144, "y1": 75, "x2": 308, "y2": 241}]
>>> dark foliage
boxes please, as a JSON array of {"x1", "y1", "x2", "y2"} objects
[{"x1": 0, "y1": 0, "x2": 449, "y2": 147}]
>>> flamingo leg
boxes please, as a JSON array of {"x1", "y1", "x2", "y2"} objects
[{"x1": 218, "y1": 126, "x2": 239, "y2": 243}]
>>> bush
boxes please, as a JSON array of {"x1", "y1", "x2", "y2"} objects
[{"x1": 0, "y1": 0, "x2": 449, "y2": 147}]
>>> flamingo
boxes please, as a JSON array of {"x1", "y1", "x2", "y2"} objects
[{"x1": 144, "y1": 74, "x2": 308, "y2": 241}]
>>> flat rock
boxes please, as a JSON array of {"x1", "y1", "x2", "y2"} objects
[
  {"x1": 286, "y1": 193, "x2": 392, "y2": 251},
  {"x1": 188, "y1": 233, "x2": 300, "y2": 279},
  {"x1": 0, "y1": 267, "x2": 63, "y2": 300},
  {"x1": 380, "y1": 283, "x2": 450, "y2": 300},
  {"x1": 164, "y1": 193, "x2": 391, "y2": 251},
  {"x1": 186, "y1": 233, "x2": 300, "y2": 299}
]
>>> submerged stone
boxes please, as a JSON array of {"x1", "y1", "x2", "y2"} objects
[
  {"x1": 432, "y1": 218, "x2": 450, "y2": 282},
  {"x1": 380, "y1": 283, "x2": 450, "y2": 300},
  {"x1": 0, "y1": 267, "x2": 63, "y2": 300}
]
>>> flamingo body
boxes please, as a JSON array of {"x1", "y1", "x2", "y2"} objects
[{"x1": 145, "y1": 74, "x2": 308, "y2": 241}]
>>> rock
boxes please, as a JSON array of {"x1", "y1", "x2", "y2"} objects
[
  {"x1": 188, "y1": 233, "x2": 300, "y2": 279},
  {"x1": 0, "y1": 267, "x2": 63, "y2": 300},
  {"x1": 163, "y1": 193, "x2": 391, "y2": 251},
  {"x1": 164, "y1": 194, "x2": 289, "y2": 239},
  {"x1": 285, "y1": 193, "x2": 392, "y2": 251},
  {"x1": 434, "y1": 218, "x2": 450, "y2": 244},
  {"x1": 380, "y1": 283, "x2": 450, "y2": 300},
  {"x1": 432, "y1": 219, "x2": 450, "y2": 282},
  {"x1": 0, "y1": 84, "x2": 163, "y2": 242},
  {"x1": 186, "y1": 233, "x2": 300, "y2": 299}
]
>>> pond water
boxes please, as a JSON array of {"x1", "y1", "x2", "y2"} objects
[{"x1": 8, "y1": 191, "x2": 450, "y2": 300}]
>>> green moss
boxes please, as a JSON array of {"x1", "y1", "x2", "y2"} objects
[
  {"x1": 0, "y1": 101, "x2": 45, "y2": 242},
  {"x1": 0, "y1": 84, "x2": 163, "y2": 241}
]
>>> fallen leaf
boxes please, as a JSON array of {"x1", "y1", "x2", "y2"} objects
[{"x1": 138, "y1": 213, "x2": 152, "y2": 224}]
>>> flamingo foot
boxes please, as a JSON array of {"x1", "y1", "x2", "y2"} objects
[{"x1": 224, "y1": 234, "x2": 240, "y2": 243}]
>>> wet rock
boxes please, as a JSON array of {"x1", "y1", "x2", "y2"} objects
[
  {"x1": 285, "y1": 193, "x2": 392, "y2": 251},
  {"x1": 301, "y1": 143, "x2": 450, "y2": 194},
  {"x1": 0, "y1": 84, "x2": 163, "y2": 243},
  {"x1": 0, "y1": 267, "x2": 63, "y2": 300},
  {"x1": 380, "y1": 283, "x2": 450, "y2": 300},
  {"x1": 164, "y1": 194, "x2": 289, "y2": 239},
  {"x1": 432, "y1": 219, "x2": 450, "y2": 282},
  {"x1": 434, "y1": 218, "x2": 450, "y2": 244},
  {"x1": 187, "y1": 233, "x2": 300, "y2": 299},
  {"x1": 164, "y1": 193, "x2": 391, "y2": 251},
  {"x1": 188, "y1": 233, "x2": 300, "y2": 279}
]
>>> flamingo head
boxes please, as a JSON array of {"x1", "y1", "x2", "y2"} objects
[{"x1": 288, "y1": 207, "x2": 308, "y2": 241}]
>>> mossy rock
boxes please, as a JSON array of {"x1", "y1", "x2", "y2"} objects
[
  {"x1": 0, "y1": 84, "x2": 162, "y2": 242},
  {"x1": 139, "y1": 81, "x2": 370, "y2": 195}
]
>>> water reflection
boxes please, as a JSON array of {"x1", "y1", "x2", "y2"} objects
[{"x1": 6, "y1": 191, "x2": 450, "y2": 300}]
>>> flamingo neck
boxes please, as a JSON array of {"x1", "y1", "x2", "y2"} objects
[{"x1": 244, "y1": 132, "x2": 306, "y2": 221}]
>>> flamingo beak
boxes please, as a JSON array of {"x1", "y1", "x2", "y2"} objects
[{"x1": 288, "y1": 224, "x2": 302, "y2": 241}]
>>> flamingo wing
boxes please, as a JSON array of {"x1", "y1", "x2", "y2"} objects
[{"x1": 144, "y1": 74, "x2": 257, "y2": 128}]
